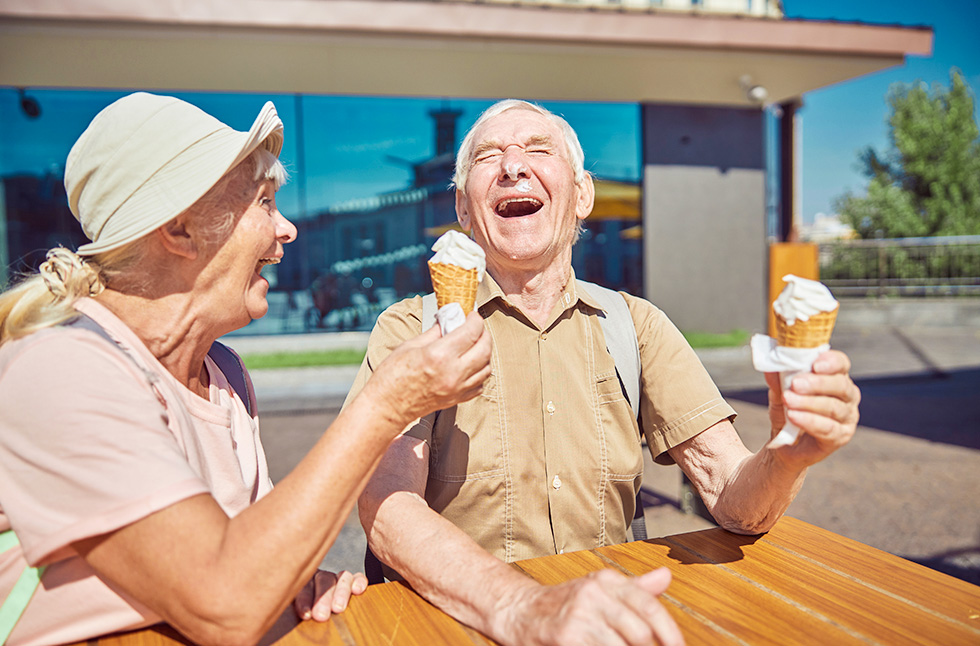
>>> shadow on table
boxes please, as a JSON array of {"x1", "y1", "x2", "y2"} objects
[
  {"x1": 724, "y1": 367, "x2": 980, "y2": 451},
  {"x1": 638, "y1": 528, "x2": 764, "y2": 565}
]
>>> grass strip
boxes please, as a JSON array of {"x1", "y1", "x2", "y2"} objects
[
  {"x1": 241, "y1": 348, "x2": 366, "y2": 370},
  {"x1": 240, "y1": 329, "x2": 749, "y2": 371},
  {"x1": 681, "y1": 329, "x2": 750, "y2": 349}
]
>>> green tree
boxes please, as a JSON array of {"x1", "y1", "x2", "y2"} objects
[{"x1": 836, "y1": 69, "x2": 980, "y2": 239}]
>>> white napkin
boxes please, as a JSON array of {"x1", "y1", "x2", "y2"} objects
[
  {"x1": 435, "y1": 302, "x2": 466, "y2": 335},
  {"x1": 750, "y1": 334, "x2": 830, "y2": 449}
]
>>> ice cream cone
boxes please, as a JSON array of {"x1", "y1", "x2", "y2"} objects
[
  {"x1": 428, "y1": 261, "x2": 479, "y2": 315},
  {"x1": 774, "y1": 306, "x2": 839, "y2": 348}
]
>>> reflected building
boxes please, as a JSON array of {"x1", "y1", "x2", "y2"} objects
[
  {"x1": 280, "y1": 106, "x2": 462, "y2": 327},
  {"x1": 0, "y1": 171, "x2": 86, "y2": 285},
  {"x1": 280, "y1": 106, "x2": 643, "y2": 329}
]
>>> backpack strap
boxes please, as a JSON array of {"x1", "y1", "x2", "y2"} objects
[
  {"x1": 207, "y1": 341, "x2": 254, "y2": 417},
  {"x1": 0, "y1": 531, "x2": 45, "y2": 643},
  {"x1": 67, "y1": 315, "x2": 254, "y2": 417},
  {"x1": 421, "y1": 292, "x2": 438, "y2": 333},
  {"x1": 66, "y1": 315, "x2": 162, "y2": 393},
  {"x1": 577, "y1": 280, "x2": 641, "y2": 421},
  {"x1": 577, "y1": 280, "x2": 647, "y2": 541}
]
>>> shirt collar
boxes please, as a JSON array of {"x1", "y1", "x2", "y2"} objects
[{"x1": 477, "y1": 268, "x2": 605, "y2": 316}]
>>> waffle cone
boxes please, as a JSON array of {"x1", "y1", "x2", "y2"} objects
[
  {"x1": 775, "y1": 306, "x2": 839, "y2": 348},
  {"x1": 428, "y1": 261, "x2": 478, "y2": 315}
]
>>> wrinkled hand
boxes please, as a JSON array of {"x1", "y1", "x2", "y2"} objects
[
  {"x1": 294, "y1": 570, "x2": 368, "y2": 622},
  {"x1": 368, "y1": 311, "x2": 492, "y2": 427},
  {"x1": 765, "y1": 349, "x2": 860, "y2": 467},
  {"x1": 500, "y1": 568, "x2": 684, "y2": 646}
]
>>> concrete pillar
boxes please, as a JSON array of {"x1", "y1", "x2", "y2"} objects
[{"x1": 641, "y1": 104, "x2": 767, "y2": 334}]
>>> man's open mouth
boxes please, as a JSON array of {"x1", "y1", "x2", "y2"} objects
[{"x1": 495, "y1": 197, "x2": 543, "y2": 217}]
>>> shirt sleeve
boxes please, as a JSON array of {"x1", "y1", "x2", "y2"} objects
[
  {"x1": 0, "y1": 329, "x2": 209, "y2": 566},
  {"x1": 626, "y1": 294, "x2": 738, "y2": 464},
  {"x1": 342, "y1": 296, "x2": 435, "y2": 443}
]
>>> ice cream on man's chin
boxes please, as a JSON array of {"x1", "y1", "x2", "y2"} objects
[{"x1": 428, "y1": 230, "x2": 486, "y2": 316}]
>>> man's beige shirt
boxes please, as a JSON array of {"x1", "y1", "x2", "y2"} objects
[{"x1": 347, "y1": 271, "x2": 735, "y2": 564}]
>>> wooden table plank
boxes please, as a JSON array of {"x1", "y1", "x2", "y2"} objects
[
  {"x1": 69, "y1": 517, "x2": 980, "y2": 646},
  {"x1": 765, "y1": 517, "x2": 980, "y2": 628},
  {"x1": 512, "y1": 543, "x2": 738, "y2": 645},
  {"x1": 332, "y1": 581, "x2": 495, "y2": 646},
  {"x1": 599, "y1": 538, "x2": 872, "y2": 646},
  {"x1": 657, "y1": 527, "x2": 969, "y2": 646},
  {"x1": 510, "y1": 548, "x2": 609, "y2": 584},
  {"x1": 71, "y1": 625, "x2": 192, "y2": 646}
]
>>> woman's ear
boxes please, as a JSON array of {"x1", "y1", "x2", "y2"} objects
[{"x1": 155, "y1": 215, "x2": 199, "y2": 260}]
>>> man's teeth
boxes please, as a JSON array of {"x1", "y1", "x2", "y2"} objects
[
  {"x1": 495, "y1": 197, "x2": 542, "y2": 215},
  {"x1": 257, "y1": 258, "x2": 281, "y2": 268}
]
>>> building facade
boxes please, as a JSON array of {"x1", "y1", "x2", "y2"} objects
[{"x1": 0, "y1": 0, "x2": 931, "y2": 333}]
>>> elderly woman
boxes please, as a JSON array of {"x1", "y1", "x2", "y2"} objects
[{"x1": 0, "y1": 93, "x2": 491, "y2": 646}]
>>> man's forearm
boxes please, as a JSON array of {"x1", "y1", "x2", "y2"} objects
[{"x1": 361, "y1": 491, "x2": 538, "y2": 643}]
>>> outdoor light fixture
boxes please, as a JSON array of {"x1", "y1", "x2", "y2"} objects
[
  {"x1": 739, "y1": 75, "x2": 769, "y2": 105},
  {"x1": 18, "y1": 88, "x2": 41, "y2": 119}
]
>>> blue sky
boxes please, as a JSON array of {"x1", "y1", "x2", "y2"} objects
[{"x1": 782, "y1": 0, "x2": 980, "y2": 224}]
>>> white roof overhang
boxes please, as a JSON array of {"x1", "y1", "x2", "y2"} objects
[{"x1": 0, "y1": 0, "x2": 933, "y2": 105}]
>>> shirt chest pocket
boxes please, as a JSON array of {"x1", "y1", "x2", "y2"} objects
[
  {"x1": 428, "y1": 373, "x2": 504, "y2": 483},
  {"x1": 595, "y1": 369, "x2": 644, "y2": 479}
]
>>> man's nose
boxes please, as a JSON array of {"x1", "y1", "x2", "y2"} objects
[{"x1": 499, "y1": 147, "x2": 529, "y2": 182}]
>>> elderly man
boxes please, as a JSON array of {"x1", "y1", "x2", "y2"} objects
[{"x1": 347, "y1": 100, "x2": 860, "y2": 646}]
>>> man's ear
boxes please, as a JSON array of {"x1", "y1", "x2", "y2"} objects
[
  {"x1": 455, "y1": 189, "x2": 472, "y2": 232},
  {"x1": 155, "y1": 215, "x2": 199, "y2": 260},
  {"x1": 575, "y1": 174, "x2": 596, "y2": 222}
]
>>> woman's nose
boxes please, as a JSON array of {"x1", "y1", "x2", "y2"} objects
[{"x1": 276, "y1": 209, "x2": 298, "y2": 244}]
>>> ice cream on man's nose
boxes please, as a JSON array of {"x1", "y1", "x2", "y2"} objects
[{"x1": 428, "y1": 230, "x2": 486, "y2": 316}]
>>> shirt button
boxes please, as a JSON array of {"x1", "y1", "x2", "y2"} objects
[
  {"x1": 547, "y1": 401, "x2": 556, "y2": 415},
  {"x1": 552, "y1": 474, "x2": 562, "y2": 490},
  {"x1": 540, "y1": 332, "x2": 548, "y2": 340},
  {"x1": 559, "y1": 549, "x2": 564, "y2": 554}
]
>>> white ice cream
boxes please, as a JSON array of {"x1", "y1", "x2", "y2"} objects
[
  {"x1": 772, "y1": 274, "x2": 838, "y2": 326},
  {"x1": 430, "y1": 230, "x2": 486, "y2": 281}
]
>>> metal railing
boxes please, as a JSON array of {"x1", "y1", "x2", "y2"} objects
[{"x1": 818, "y1": 235, "x2": 980, "y2": 298}]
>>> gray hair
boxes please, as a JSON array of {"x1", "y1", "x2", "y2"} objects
[{"x1": 452, "y1": 100, "x2": 588, "y2": 193}]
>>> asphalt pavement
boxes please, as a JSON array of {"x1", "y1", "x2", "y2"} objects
[{"x1": 229, "y1": 305, "x2": 980, "y2": 586}]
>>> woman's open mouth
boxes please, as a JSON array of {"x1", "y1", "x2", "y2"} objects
[
  {"x1": 495, "y1": 197, "x2": 543, "y2": 217},
  {"x1": 255, "y1": 257, "x2": 280, "y2": 275}
]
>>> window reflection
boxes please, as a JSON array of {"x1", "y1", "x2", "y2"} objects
[{"x1": 0, "y1": 89, "x2": 641, "y2": 335}]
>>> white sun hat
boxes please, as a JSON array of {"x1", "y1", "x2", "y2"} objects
[{"x1": 65, "y1": 92, "x2": 284, "y2": 256}]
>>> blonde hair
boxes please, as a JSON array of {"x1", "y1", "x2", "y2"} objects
[{"x1": 0, "y1": 149, "x2": 287, "y2": 345}]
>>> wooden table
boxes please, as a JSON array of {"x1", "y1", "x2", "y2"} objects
[{"x1": 82, "y1": 516, "x2": 980, "y2": 645}]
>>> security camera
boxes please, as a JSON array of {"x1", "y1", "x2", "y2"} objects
[
  {"x1": 746, "y1": 84, "x2": 768, "y2": 104},
  {"x1": 738, "y1": 75, "x2": 768, "y2": 105}
]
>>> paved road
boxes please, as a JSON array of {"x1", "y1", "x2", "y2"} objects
[{"x1": 247, "y1": 322, "x2": 980, "y2": 585}]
